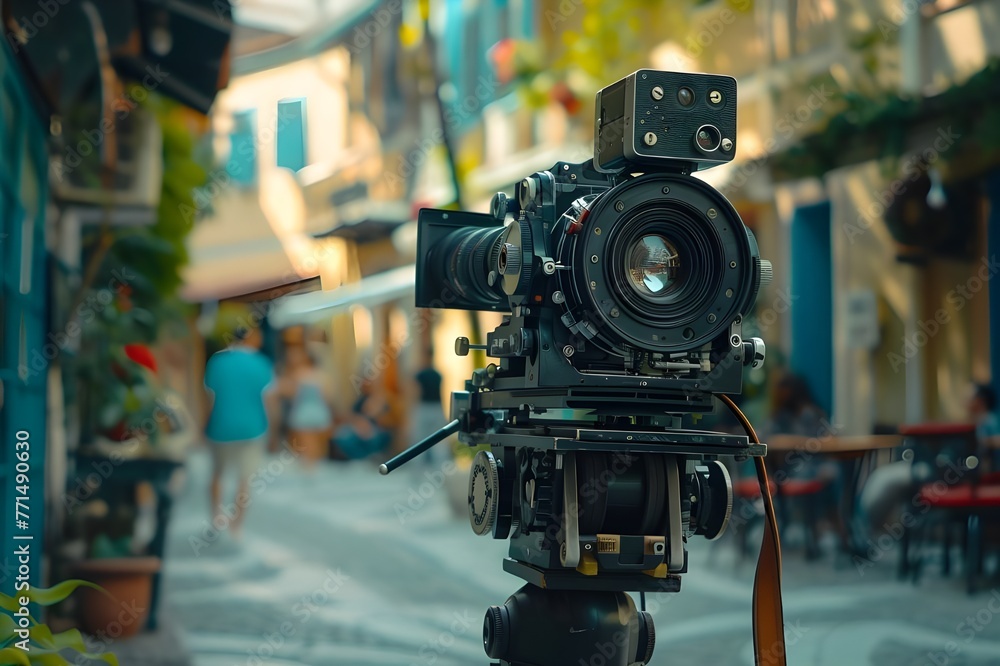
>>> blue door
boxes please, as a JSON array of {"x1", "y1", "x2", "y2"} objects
[
  {"x1": 0, "y1": 42, "x2": 49, "y2": 602},
  {"x1": 789, "y1": 200, "x2": 834, "y2": 417}
]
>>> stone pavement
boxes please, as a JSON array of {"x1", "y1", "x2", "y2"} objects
[{"x1": 148, "y1": 448, "x2": 1000, "y2": 666}]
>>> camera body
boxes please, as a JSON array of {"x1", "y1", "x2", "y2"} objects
[
  {"x1": 595, "y1": 69, "x2": 737, "y2": 172},
  {"x1": 414, "y1": 70, "x2": 768, "y2": 598}
]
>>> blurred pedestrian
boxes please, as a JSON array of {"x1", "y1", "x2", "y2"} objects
[
  {"x1": 279, "y1": 345, "x2": 333, "y2": 470},
  {"x1": 759, "y1": 371, "x2": 839, "y2": 556},
  {"x1": 410, "y1": 348, "x2": 451, "y2": 466},
  {"x1": 203, "y1": 326, "x2": 276, "y2": 539},
  {"x1": 333, "y1": 378, "x2": 394, "y2": 460}
]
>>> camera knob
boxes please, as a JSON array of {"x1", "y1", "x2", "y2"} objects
[
  {"x1": 741, "y1": 337, "x2": 766, "y2": 369},
  {"x1": 491, "y1": 192, "x2": 510, "y2": 221},
  {"x1": 500, "y1": 243, "x2": 522, "y2": 276},
  {"x1": 759, "y1": 259, "x2": 773, "y2": 287}
]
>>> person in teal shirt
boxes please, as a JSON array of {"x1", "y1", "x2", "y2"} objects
[{"x1": 204, "y1": 326, "x2": 275, "y2": 538}]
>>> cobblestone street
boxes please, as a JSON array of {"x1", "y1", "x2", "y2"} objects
[{"x1": 159, "y1": 450, "x2": 1000, "y2": 666}]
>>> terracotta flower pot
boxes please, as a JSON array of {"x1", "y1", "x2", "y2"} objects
[{"x1": 73, "y1": 557, "x2": 160, "y2": 639}]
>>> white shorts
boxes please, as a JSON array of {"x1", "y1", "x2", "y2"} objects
[{"x1": 209, "y1": 437, "x2": 266, "y2": 479}]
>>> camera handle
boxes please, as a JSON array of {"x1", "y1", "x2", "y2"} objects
[{"x1": 378, "y1": 419, "x2": 460, "y2": 475}]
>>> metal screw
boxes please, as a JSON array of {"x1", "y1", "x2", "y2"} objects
[
  {"x1": 643, "y1": 131, "x2": 657, "y2": 146},
  {"x1": 615, "y1": 201, "x2": 625, "y2": 212},
  {"x1": 562, "y1": 345, "x2": 575, "y2": 357},
  {"x1": 721, "y1": 138, "x2": 733, "y2": 151},
  {"x1": 707, "y1": 313, "x2": 717, "y2": 323},
  {"x1": 651, "y1": 85, "x2": 664, "y2": 100},
  {"x1": 731, "y1": 335, "x2": 740, "y2": 346},
  {"x1": 725, "y1": 288, "x2": 733, "y2": 298},
  {"x1": 707, "y1": 208, "x2": 718, "y2": 219},
  {"x1": 552, "y1": 291, "x2": 565, "y2": 304},
  {"x1": 543, "y1": 260, "x2": 556, "y2": 275},
  {"x1": 610, "y1": 308, "x2": 620, "y2": 318},
  {"x1": 591, "y1": 255, "x2": 599, "y2": 263},
  {"x1": 730, "y1": 261, "x2": 737, "y2": 268},
  {"x1": 594, "y1": 227, "x2": 602, "y2": 235},
  {"x1": 709, "y1": 90, "x2": 723, "y2": 104},
  {"x1": 662, "y1": 187, "x2": 670, "y2": 194},
  {"x1": 563, "y1": 164, "x2": 570, "y2": 171},
  {"x1": 585, "y1": 543, "x2": 593, "y2": 551},
  {"x1": 590, "y1": 281, "x2": 597, "y2": 289}
]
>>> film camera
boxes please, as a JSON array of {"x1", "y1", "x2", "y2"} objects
[{"x1": 383, "y1": 70, "x2": 773, "y2": 666}]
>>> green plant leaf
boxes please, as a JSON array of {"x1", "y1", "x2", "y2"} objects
[
  {"x1": 28, "y1": 580, "x2": 110, "y2": 607},
  {"x1": 0, "y1": 647, "x2": 31, "y2": 665},
  {"x1": 29, "y1": 625, "x2": 119, "y2": 666}
]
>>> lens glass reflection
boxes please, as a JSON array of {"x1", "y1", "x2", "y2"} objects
[{"x1": 627, "y1": 234, "x2": 681, "y2": 297}]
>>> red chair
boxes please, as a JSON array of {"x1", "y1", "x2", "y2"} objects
[{"x1": 899, "y1": 422, "x2": 993, "y2": 593}]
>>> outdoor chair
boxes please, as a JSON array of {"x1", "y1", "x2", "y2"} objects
[{"x1": 898, "y1": 422, "x2": 999, "y2": 594}]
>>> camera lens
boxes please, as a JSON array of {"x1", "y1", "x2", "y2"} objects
[
  {"x1": 626, "y1": 235, "x2": 682, "y2": 297},
  {"x1": 694, "y1": 125, "x2": 722, "y2": 153},
  {"x1": 677, "y1": 87, "x2": 694, "y2": 107}
]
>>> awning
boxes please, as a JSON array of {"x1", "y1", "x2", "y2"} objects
[{"x1": 269, "y1": 264, "x2": 415, "y2": 328}]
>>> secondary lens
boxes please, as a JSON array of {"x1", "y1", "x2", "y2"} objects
[
  {"x1": 694, "y1": 125, "x2": 721, "y2": 153},
  {"x1": 627, "y1": 235, "x2": 681, "y2": 297}
]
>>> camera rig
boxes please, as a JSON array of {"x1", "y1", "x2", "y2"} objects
[{"x1": 382, "y1": 70, "x2": 785, "y2": 666}]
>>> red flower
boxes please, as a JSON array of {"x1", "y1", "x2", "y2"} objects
[{"x1": 124, "y1": 344, "x2": 158, "y2": 374}]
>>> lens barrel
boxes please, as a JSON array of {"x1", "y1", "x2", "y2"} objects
[{"x1": 433, "y1": 226, "x2": 507, "y2": 310}]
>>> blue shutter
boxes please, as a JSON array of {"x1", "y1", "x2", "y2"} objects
[
  {"x1": 226, "y1": 108, "x2": 257, "y2": 186},
  {"x1": 276, "y1": 98, "x2": 308, "y2": 172}
]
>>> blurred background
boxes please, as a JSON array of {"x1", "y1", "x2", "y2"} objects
[{"x1": 2, "y1": 0, "x2": 1000, "y2": 664}]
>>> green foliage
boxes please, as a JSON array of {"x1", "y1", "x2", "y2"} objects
[
  {"x1": 1, "y1": 581, "x2": 118, "y2": 665},
  {"x1": 771, "y1": 59, "x2": 1000, "y2": 181},
  {"x1": 512, "y1": 0, "x2": 693, "y2": 111},
  {"x1": 73, "y1": 92, "x2": 208, "y2": 445}
]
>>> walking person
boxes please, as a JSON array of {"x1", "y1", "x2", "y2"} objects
[
  {"x1": 203, "y1": 326, "x2": 276, "y2": 540},
  {"x1": 279, "y1": 345, "x2": 334, "y2": 470}
]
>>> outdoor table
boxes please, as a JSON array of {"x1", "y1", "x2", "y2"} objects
[{"x1": 764, "y1": 434, "x2": 903, "y2": 555}]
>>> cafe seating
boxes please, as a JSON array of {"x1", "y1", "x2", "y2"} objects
[{"x1": 898, "y1": 422, "x2": 997, "y2": 593}]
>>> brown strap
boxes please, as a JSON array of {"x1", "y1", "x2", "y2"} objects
[{"x1": 718, "y1": 395, "x2": 786, "y2": 666}]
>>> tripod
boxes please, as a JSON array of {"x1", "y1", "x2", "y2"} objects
[{"x1": 484, "y1": 583, "x2": 655, "y2": 666}]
